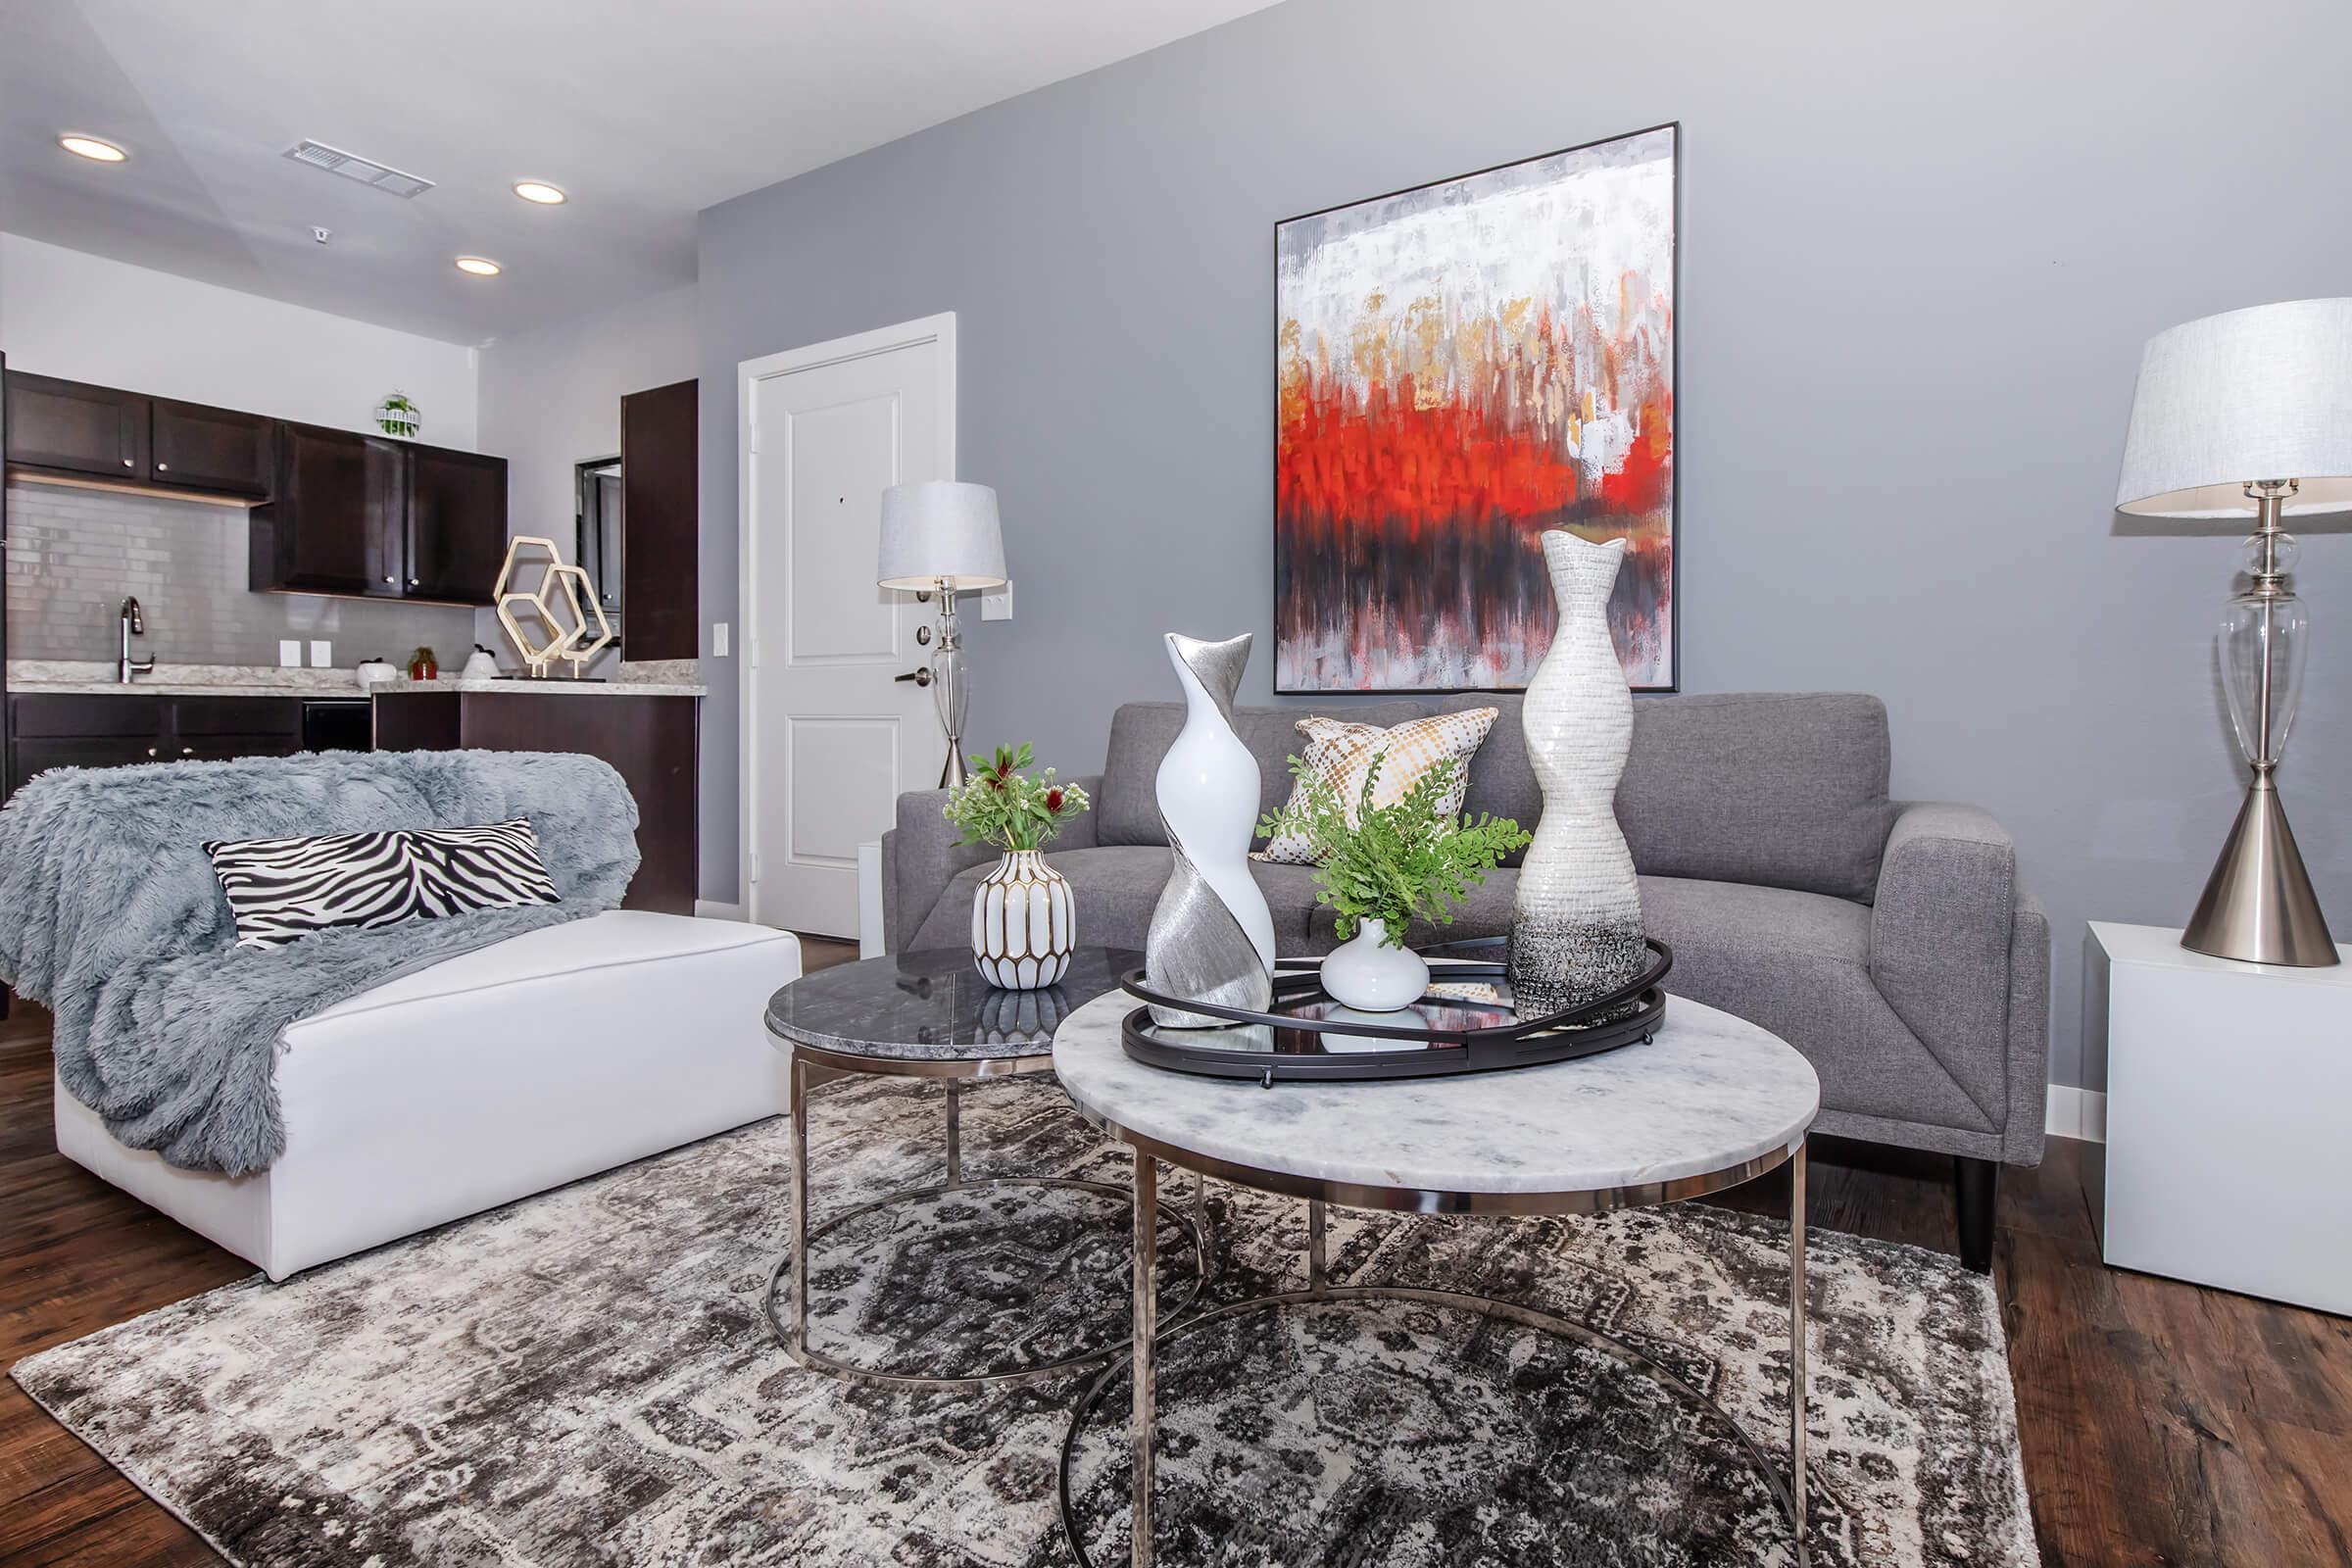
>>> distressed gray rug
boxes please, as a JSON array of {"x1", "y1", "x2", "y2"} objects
[{"x1": 14, "y1": 1075, "x2": 2035, "y2": 1567}]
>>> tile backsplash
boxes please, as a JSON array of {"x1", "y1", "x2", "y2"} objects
[{"x1": 4, "y1": 482, "x2": 477, "y2": 668}]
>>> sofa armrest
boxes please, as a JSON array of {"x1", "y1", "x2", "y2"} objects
[
  {"x1": 882, "y1": 775, "x2": 1102, "y2": 954},
  {"x1": 1869, "y1": 803, "x2": 2021, "y2": 1138},
  {"x1": 2003, "y1": 890, "x2": 2051, "y2": 1165}
]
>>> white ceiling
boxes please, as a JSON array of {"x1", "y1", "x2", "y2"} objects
[{"x1": 0, "y1": 0, "x2": 1280, "y2": 346}]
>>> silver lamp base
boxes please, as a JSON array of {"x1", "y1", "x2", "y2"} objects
[{"x1": 2180, "y1": 773, "x2": 2338, "y2": 966}]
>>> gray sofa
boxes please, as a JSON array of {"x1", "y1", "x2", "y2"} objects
[{"x1": 883, "y1": 691, "x2": 2049, "y2": 1270}]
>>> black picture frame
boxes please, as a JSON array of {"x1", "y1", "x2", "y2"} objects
[{"x1": 1271, "y1": 122, "x2": 1683, "y2": 696}]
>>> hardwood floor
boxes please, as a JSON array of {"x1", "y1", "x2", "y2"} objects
[{"x1": 4, "y1": 949, "x2": 2346, "y2": 1566}]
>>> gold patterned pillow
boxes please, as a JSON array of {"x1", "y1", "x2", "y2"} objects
[{"x1": 1254, "y1": 709, "x2": 1500, "y2": 865}]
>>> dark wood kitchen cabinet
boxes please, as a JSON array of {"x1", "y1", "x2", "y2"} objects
[
  {"x1": 405, "y1": 445, "x2": 509, "y2": 602},
  {"x1": 252, "y1": 424, "x2": 506, "y2": 606},
  {"x1": 150, "y1": 396, "x2": 275, "y2": 497},
  {"x1": 620, "y1": 378, "x2": 699, "y2": 662},
  {"x1": 3, "y1": 371, "x2": 148, "y2": 480},
  {"x1": 4, "y1": 694, "x2": 302, "y2": 798},
  {"x1": 2, "y1": 370, "x2": 506, "y2": 604},
  {"x1": 5, "y1": 372, "x2": 273, "y2": 498},
  {"x1": 252, "y1": 422, "x2": 409, "y2": 598}
]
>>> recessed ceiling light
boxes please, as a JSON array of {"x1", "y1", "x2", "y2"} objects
[
  {"x1": 455, "y1": 255, "x2": 502, "y2": 277},
  {"x1": 512, "y1": 180, "x2": 565, "y2": 205},
  {"x1": 59, "y1": 133, "x2": 126, "y2": 163}
]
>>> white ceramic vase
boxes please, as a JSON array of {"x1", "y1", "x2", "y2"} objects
[
  {"x1": 1507, "y1": 530, "x2": 1648, "y2": 1015},
  {"x1": 1145, "y1": 631, "x2": 1277, "y2": 1027},
  {"x1": 970, "y1": 849, "x2": 1074, "y2": 990},
  {"x1": 1321, "y1": 918, "x2": 1429, "y2": 1012}
]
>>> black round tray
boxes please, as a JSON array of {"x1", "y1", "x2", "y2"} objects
[{"x1": 1117, "y1": 937, "x2": 1672, "y2": 1083}]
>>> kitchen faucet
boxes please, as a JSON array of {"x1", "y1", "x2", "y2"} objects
[{"x1": 118, "y1": 596, "x2": 154, "y2": 684}]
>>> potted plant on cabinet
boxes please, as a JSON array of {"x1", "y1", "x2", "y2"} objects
[
  {"x1": 944, "y1": 743, "x2": 1092, "y2": 989},
  {"x1": 1256, "y1": 753, "x2": 1530, "y2": 1011}
]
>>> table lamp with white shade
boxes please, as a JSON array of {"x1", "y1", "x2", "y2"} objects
[
  {"x1": 2116, "y1": 297, "x2": 2352, "y2": 966},
  {"x1": 878, "y1": 480, "x2": 1007, "y2": 787}
]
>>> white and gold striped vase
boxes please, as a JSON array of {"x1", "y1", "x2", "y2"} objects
[{"x1": 970, "y1": 849, "x2": 1075, "y2": 989}]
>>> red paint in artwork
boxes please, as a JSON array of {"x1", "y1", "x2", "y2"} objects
[{"x1": 1278, "y1": 379, "x2": 1581, "y2": 536}]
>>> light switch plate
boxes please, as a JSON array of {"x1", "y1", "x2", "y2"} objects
[
  {"x1": 713, "y1": 622, "x2": 730, "y2": 659},
  {"x1": 309, "y1": 640, "x2": 332, "y2": 668},
  {"x1": 278, "y1": 640, "x2": 303, "y2": 668},
  {"x1": 980, "y1": 581, "x2": 1013, "y2": 621}
]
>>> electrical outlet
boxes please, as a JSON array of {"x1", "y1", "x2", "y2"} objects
[
  {"x1": 980, "y1": 581, "x2": 1013, "y2": 621},
  {"x1": 713, "y1": 622, "x2": 730, "y2": 659},
  {"x1": 310, "y1": 640, "x2": 332, "y2": 668},
  {"x1": 278, "y1": 640, "x2": 303, "y2": 668}
]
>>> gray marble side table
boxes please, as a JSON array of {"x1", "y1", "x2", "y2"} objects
[
  {"x1": 1050, "y1": 986, "x2": 1822, "y2": 1568},
  {"x1": 761, "y1": 946, "x2": 1207, "y2": 1392}
]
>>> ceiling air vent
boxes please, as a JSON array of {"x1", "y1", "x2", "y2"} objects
[{"x1": 282, "y1": 139, "x2": 434, "y2": 198}]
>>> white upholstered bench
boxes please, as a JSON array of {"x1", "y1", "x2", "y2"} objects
[{"x1": 56, "y1": 910, "x2": 802, "y2": 1280}]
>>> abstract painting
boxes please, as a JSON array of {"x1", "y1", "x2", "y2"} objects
[{"x1": 1275, "y1": 123, "x2": 1678, "y2": 692}]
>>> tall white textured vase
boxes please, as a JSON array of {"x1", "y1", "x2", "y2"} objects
[
  {"x1": 1145, "y1": 632, "x2": 1277, "y2": 1027},
  {"x1": 1508, "y1": 530, "x2": 1648, "y2": 1015}
]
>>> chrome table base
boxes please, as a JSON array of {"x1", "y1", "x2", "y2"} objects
[
  {"x1": 767, "y1": 1044, "x2": 1210, "y2": 1393},
  {"x1": 1059, "y1": 1143, "x2": 1812, "y2": 1568}
]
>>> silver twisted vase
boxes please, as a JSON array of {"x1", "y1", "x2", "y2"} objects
[
  {"x1": 1145, "y1": 632, "x2": 1277, "y2": 1027},
  {"x1": 1508, "y1": 530, "x2": 1648, "y2": 1015}
]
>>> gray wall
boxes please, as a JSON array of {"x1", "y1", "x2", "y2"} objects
[
  {"x1": 697, "y1": 0, "x2": 2352, "y2": 1092},
  {"x1": 5, "y1": 482, "x2": 475, "y2": 667}
]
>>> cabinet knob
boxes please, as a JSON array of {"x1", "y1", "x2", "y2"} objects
[
  {"x1": 407, "y1": 577, "x2": 419, "y2": 588},
  {"x1": 156, "y1": 462, "x2": 169, "y2": 471},
  {"x1": 383, "y1": 575, "x2": 396, "y2": 586},
  {"x1": 145, "y1": 747, "x2": 158, "y2": 758},
  {"x1": 181, "y1": 746, "x2": 194, "y2": 756},
  {"x1": 123, "y1": 458, "x2": 135, "y2": 468}
]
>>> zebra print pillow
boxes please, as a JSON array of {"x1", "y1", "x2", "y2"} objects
[{"x1": 203, "y1": 817, "x2": 562, "y2": 949}]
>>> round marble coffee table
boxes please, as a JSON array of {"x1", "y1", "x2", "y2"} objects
[
  {"x1": 761, "y1": 947, "x2": 1208, "y2": 1392},
  {"x1": 1049, "y1": 987, "x2": 1822, "y2": 1567}
]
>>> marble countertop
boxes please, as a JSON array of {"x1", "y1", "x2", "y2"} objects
[
  {"x1": 6, "y1": 660, "x2": 708, "y2": 699},
  {"x1": 1051, "y1": 988, "x2": 1820, "y2": 1199}
]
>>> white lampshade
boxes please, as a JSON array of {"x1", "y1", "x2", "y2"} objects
[
  {"x1": 876, "y1": 481, "x2": 1007, "y2": 590},
  {"x1": 2116, "y1": 298, "x2": 2352, "y2": 519}
]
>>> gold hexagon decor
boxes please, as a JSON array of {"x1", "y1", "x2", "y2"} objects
[{"x1": 492, "y1": 535, "x2": 612, "y2": 678}]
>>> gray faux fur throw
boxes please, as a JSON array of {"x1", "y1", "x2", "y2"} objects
[{"x1": 0, "y1": 750, "x2": 639, "y2": 1174}]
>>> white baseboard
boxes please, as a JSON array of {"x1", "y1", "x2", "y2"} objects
[
  {"x1": 2045, "y1": 1085, "x2": 2107, "y2": 1144},
  {"x1": 694, "y1": 900, "x2": 747, "y2": 922}
]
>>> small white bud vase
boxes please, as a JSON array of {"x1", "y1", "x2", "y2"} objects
[
  {"x1": 970, "y1": 849, "x2": 1074, "y2": 989},
  {"x1": 1319, "y1": 918, "x2": 1429, "y2": 1012}
]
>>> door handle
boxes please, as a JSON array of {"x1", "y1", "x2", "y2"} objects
[{"x1": 894, "y1": 668, "x2": 933, "y2": 687}]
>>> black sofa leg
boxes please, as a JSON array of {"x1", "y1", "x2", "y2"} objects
[{"x1": 1956, "y1": 1156, "x2": 1997, "y2": 1273}]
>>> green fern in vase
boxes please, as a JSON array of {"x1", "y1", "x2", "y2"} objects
[{"x1": 1256, "y1": 752, "x2": 1530, "y2": 947}]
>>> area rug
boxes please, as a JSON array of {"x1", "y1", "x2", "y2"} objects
[{"x1": 13, "y1": 1075, "x2": 2035, "y2": 1567}]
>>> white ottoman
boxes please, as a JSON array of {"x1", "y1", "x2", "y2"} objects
[{"x1": 56, "y1": 911, "x2": 802, "y2": 1280}]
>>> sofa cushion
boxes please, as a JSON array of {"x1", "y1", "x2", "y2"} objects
[
  {"x1": 1616, "y1": 694, "x2": 1895, "y2": 902},
  {"x1": 1257, "y1": 708, "x2": 1499, "y2": 864},
  {"x1": 1097, "y1": 700, "x2": 1428, "y2": 847}
]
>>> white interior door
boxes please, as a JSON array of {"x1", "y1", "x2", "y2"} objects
[{"x1": 741, "y1": 315, "x2": 954, "y2": 937}]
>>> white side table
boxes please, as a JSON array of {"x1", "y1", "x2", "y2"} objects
[{"x1": 2085, "y1": 920, "x2": 2352, "y2": 1313}]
